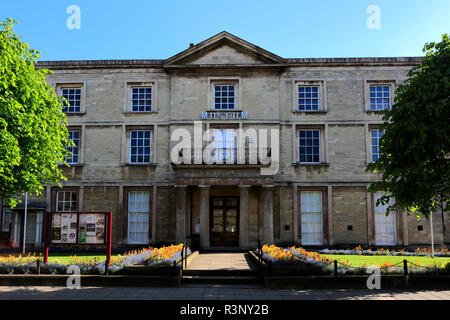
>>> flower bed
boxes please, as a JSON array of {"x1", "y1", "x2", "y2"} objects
[
  {"x1": 319, "y1": 246, "x2": 450, "y2": 257},
  {"x1": 144, "y1": 244, "x2": 191, "y2": 266},
  {"x1": 0, "y1": 244, "x2": 190, "y2": 274},
  {"x1": 259, "y1": 245, "x2": 450, "y2": 275}
]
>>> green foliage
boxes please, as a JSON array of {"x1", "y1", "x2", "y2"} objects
[
  {"x1": 0, "y1": 18, "x2": 71, "y2": 207},
  {"x1": 367, "y1": 34, "x2": 450, "y2": 218}
]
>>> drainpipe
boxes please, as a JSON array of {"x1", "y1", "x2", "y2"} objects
[
  {"x1": 430, "y1": 210, "x2": 434, "y2": 258},
  {"x1": 22, "y1": 192, "x2": 28, "y2": 254}
]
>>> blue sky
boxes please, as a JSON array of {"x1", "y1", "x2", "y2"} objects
[{"x1": 1, "y1": 0, "x2": 449, "y2": 61}]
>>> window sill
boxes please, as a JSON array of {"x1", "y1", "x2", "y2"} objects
[
  {"x1": 63, "y1": 112, "x2": 86, "y2": 115},
  {"x1": 121, "y1": 163, "x2": 157, "y2": 167},
  {"x1": 292, "y1": 162, "x2": 330, "y2": 167},
  {"x1": 365, "y1": 109, "x2": 390, "y2": 114},
  {"x1": 123, "y1": 111, "x2": 157, "y2": 115},
  {"x1": 59, "y1": 163, "x2": 84, "y2": 167},
  {"x1": 206, "y1": 108, "x2": 242, "y2": 112},
  {"x1": 292, "y1": 110, "x2": 328, "y2": 114}
]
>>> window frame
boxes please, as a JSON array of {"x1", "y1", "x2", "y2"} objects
[
  {"x1": 364, "y1": 79, "x2": 395, "y2": 112},
  {"x1": 370, "y1": 128, "x2": 385, "y2": 163},
  {"x1": 208, "y1": 77, "x2": 241, "y2": 111},
  {"x1": 127, "y1": 190, "x2": 151, "y2": 244},
  {"x1": 65, "y1": 129, "x2": 81, "y2": 165},
  {"x1": 123, "y1": 187, "x2": 153, "y2": 244},
  {"x1": 372, "y1": 192, "x2": 398, "y2": 246},
  {"x1": 126, "y1": 127, "x2": 153, "y2": 165},
  {"x1": 296, "y1": 126, "x2": 326, "y2": 165},
  {"x1": 55, "y1": 190, "x2": 79, "y2": 212},
  {"x1": 56, "y1": 82, "x2": 86, "y2": 114},
  {"x1": 124, "y1": 82, "x2": 157, "y2": 114},
  {"x1": 292, "y1": 80, "x2": 327, "y2": 113},
  {"x1": 296, "y1": 186, "x2": 329, "y2": 246}
]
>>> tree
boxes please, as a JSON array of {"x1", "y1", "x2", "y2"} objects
[
  {"x1": 367, "y1": 34, "x2": 449, "y2": 218},
  {"x1": 0, "y1": 18, "x2": 71, "y2": 207}
]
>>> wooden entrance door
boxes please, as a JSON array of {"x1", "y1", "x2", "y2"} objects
[{"x1": 210, "y1": 197, "x2": 239, "y2": 247}]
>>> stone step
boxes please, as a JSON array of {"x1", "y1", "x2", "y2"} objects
[
  {"x1": 183, "y1": 269, "x2": 257, "y2": 277},
  {"x1": 182, "y1": 275, "x2": 262, "y2": 285}
]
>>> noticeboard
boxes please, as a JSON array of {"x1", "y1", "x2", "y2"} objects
[{"x1": 49, "y1": 212, "x2": 108, "y2": 245}]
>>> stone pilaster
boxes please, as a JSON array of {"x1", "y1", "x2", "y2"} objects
[
  {"x1": 175, "y1": 185, "x2": 187, "y2": 244},
  {"x1": 239, "y1": 185, "x2": 251, "y2": 248},
  {"x1": 199, "y1": 185, "x2": 210, "y2": 249},
  {"x1": 262, "y1": 185, "x2": 274, "y2": 244}
]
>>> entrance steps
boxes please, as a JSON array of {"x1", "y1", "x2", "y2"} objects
[
  {"x1": 182, "y1": 269, "x2": 261, "y2": 286},
  {"x1": 181, "y1": 251, "x2": 262, "y2": 286}
]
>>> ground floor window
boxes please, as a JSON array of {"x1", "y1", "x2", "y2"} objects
[
  {"x1": 56, "y1": 191, "x2": 77, "y2": 212},
  {"x1": 127, "y1": 191, "x2": 150, "y2": 244},
  {"x1": 374, "y1": 193, "x2": 397, "y2": 245},
  {"x1": 1, "y1": 209, "x2": 12, "y2": 232},
  {"x1": 300, "y1": 191, "x2": 323, "y2": 245}
]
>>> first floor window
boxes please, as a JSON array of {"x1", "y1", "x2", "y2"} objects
[
  {"x1": 128, "y1": 191, "x2": 150, "y2": 244},
  {"x1": 131, "y1": 87, "x2": 152, "y2": 112},
  {"x1": 213, "y1": 129, "x2": 236, "y2": 163},
  {"x1": 130, "y1": 130, "x2": 151, "y2": 164},
  {"x1": 65, "y1": 130, "x2": 80, "y2": 164},
  {"x1": 374, "y1": 193, "x2": 397, "y2": 245},
  {"x1": 56, "y1": 191, "x2": 77, "y2": 212},
  {"x1": 61, "y1": 88, "x2": 81, "y2": 113},
  {"x1": 299, "y1": 130, "x2": 321, "y2": 163},
  {"x1": 370, "y1": 85, "x2": 391, "y2": 110},
  {"x1": 298, "y1": 86, "x2": 320, "y2": 111},
  {"x1": 371, "y1": 129, "x2": 385, "y2": 162},
  {"x1": 300, "y1": 191, "x2": 323, "y2": 245}
]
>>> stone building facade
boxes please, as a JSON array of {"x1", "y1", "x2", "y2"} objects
[{"x1": 1, "y1": 32, "x2": 448, "y2": 250}]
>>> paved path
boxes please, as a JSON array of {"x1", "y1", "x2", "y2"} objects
[
  {"x1": 187, "y1": 252, "x2": 252, "y2": 270},
  {"x1": 0, "y1": 286, "x2": 449, "y2": 300}
]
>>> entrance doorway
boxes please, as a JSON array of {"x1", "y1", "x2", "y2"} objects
[{"x1": 210, "y1": 197, "x2": 239, "y2": 247}]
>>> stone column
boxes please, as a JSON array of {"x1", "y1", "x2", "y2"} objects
[
  {"x1": 262, "y1": 185, "x2": 274, "y2": 244},
  {"x1": 175, "y1": 185, "x2": 187, "y2": 244},
  {"x1": 239, "y1": 185, "x2": 251, "y2": 248},
  {"x1": 199, "y1": 185, "x2": 210, "y2": 249}
]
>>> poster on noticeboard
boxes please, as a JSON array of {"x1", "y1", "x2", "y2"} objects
[
  {"x1": 78, "y1": 213, "x2": 105, "y2": 244},
  {"x1": 51, "y1": 213, "x2": 77, "y2": 244}
]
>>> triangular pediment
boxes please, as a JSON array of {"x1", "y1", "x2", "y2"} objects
[{"x1": 164, "y1": 31, "x2": 287, "y2": 67}]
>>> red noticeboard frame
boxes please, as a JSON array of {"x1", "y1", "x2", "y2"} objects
[{"x1": 43, "y1": 211, "x2": 112, "y2": 268}]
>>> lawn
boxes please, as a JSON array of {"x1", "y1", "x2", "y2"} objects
[
  {"x1": 47, "y1": 254, "x2": 117, "y2": 264},
  {"x1": 322, "y1": 254, "x2": 450, "y2": 267}
]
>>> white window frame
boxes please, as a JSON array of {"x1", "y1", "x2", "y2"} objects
[
  {"x1": 129, "y1": 130, "x2": 152, "y2": 164},
  {"x1": 56, "y1": 191, "x2": 78, "y2": 212},
  {"x1": 374, "y1": 193, "x2": 397, "y2": 246},
  {"x1": 300, "y1": 191, "x2": 323, "y2": 246},
  {"x1": 364, "y1": 80, "x2": 395, "y2": 112},
  {"x1": 124, "y1": 82, "x2": 157, "y2": 113},
  {"x1": 292, "y1": 80, "x2": 327, "y2": 112},
  {"x1": 127, "y1": 191, "x2": 150, "y2": 244},
  {"x1": 56, "y1": 82, "x2": 86, "y2": 114},
  {"x1": 298, "y1": 129, "x2": 322, "y2": 164},
  {"x1": 371, "y1": 129, "x2": 385, "y2": 162},
  {"x1": 208, "y1": 77, "x2": 240, "y2": 110},
  {"x1": 65, "y1": 130, "x2": 80, "y2": 164}
]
